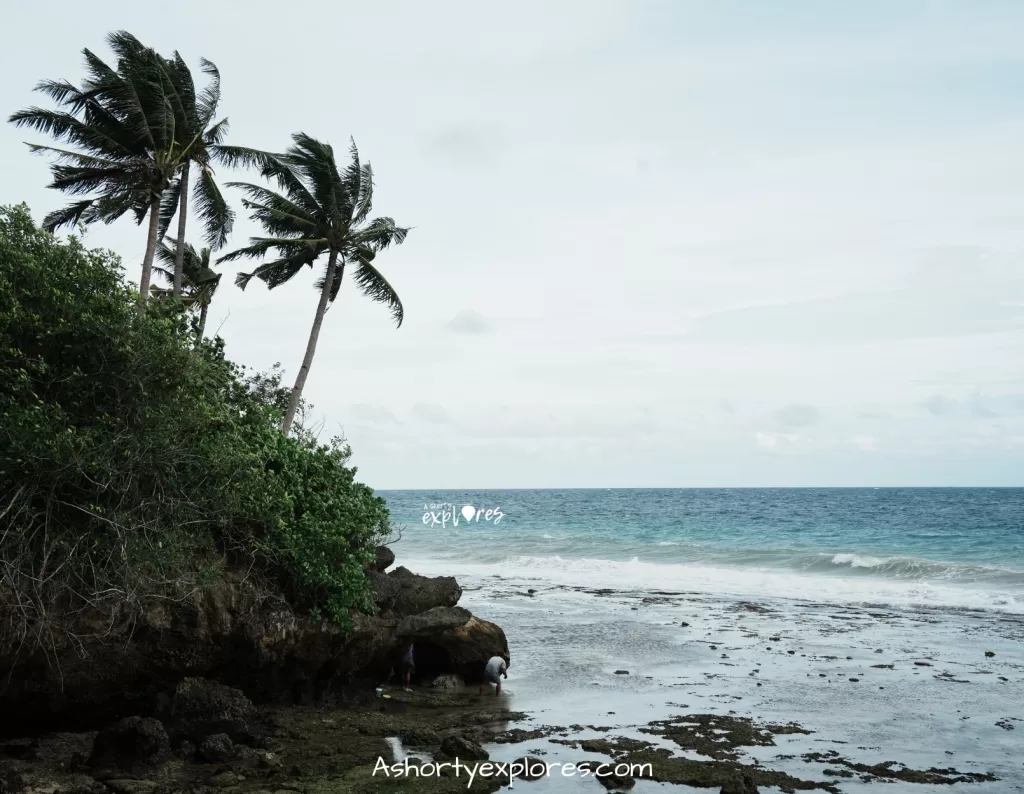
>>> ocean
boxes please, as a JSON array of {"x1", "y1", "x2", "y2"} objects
[
  {"x1": 382, "y1": 488, "x2": 1024, "y2": 614},
  {"x1": 379, "y1": 488, "x2": 1024, "y2": 790}
]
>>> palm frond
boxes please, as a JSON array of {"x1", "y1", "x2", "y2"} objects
[
  {"x1": 355, "y1": 217, "x2": 410, "y2": 250},
  {"x1": 92, "y1": 191, "x2": 148, "y2": 226},
  {"x1": 25, "y1": 143, "x2": 123, "y2": 168},
  {"x1": 195, "y1": 164, "x2": 233, "y2": 249},
  {"x1": 286, "y1": 133, "x2": 343, "y2": 219},
  {"x1": 226, "y1": 182, "x2": 319, "y2": 234},
  {"x1": 10, "y1": 108, "x2": 133, "y2": 158},
  {"x1": 48, "y1": 164, "x2": 136, "y2": 196},
  {"x1": 157, "y1": 175, "x2": 181, "y2": 240},
  {"x1": 233, "y1": 249, "x2": 316, "y2": 291},
  {"x1": 196, "y1": 58, "x2": 221, "y2": 123},
  {"x1": 350, "y1": 254, "x2": 404, "y2": 326},
  {"x1": 215, "y1": 144, "x2": 284, "y2": 173},
  {"x1": 354, "y1": 162, "x2": 374, "y2": 224},
  {"x1": 204, "y1": 117, "x2": 230, "y2": 147},
  {"x1": 41, "y1": 199, "x2": 97, "y2": 232},
  {"x1": 219, "y1": 236, "x2": 326, "y2": 263}
]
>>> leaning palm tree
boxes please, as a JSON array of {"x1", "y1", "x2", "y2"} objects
[
  {"x1": 219, "y1": 134, "x2": 409, "y2": 436},
  {"x1": 157, "y1": 55, "x2": 233, "y2": 298},
  {"x1": 8, "y1": 31, "x2": 191, "y2": 302},
  {"x1": 152, "y1": 241, "x2": 221, "y2": 339}
]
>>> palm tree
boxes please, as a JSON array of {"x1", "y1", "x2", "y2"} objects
[
  {"x1": 8, "y1": 31, "x2": 191, "y2": 303},
  {"x1": 152, "y1": 241, "x2": 221, "y2": 339},
  {"x1": 157, "y1": 55, "x2": 233, "y2": 298},
  {"x1": 219, "y1": 134, "x2": 409, "y2": 436}
]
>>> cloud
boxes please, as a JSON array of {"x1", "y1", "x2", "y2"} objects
[
  {"x1": 410, "y1": 403, "x2": 453, "y2": 424},
  {"x1": 446, "y1": 309, "x2": 490, "y2": 334},
  {"x1": 420, "y1": 123, "x2": 504, "y2": 166},
  {"x1": 924, "y1": 393, "x2": 999, "y2": 418},
  {"x1": 851, "y1": 434, "x2": 879, "y2": 452},
  {"x1": 685, "y1": 280, "x2": 1024, "y2": 345},
  {"x1": 924, "y1": 395, "x2": 955, "y2": 416},
  {"x1": 720, "y1": 399, "x2": 735, "y2": 414},
  {"x1": 969, "y1": 394, "x2": 998, "y2": 418},
  {"x1": 774, "y1": 404, "x2": 819, "y2": 427},
  {"x1": 348, "y1": 403, "x2": 398, "y2": 423},
  {"x1": 756, "y1": 431, "x2": 799, "y2": 449}
]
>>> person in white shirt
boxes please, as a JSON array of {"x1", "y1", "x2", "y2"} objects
[{"x1": 480, "y1": 655, "x2": 508, "y2": 696}]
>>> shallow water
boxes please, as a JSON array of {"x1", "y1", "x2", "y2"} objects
[
  {"x1": 384, "y1": 488, "x2": 1024, "y2": 790},
  {"x1": 401, "y1": 561, "x2": 1024, "y2": 791}
]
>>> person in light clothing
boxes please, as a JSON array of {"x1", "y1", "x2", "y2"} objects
[
  {"x1": 400, "y1": 643, "x2": 415, "y2": 691},
  {"x1": 480, "y1": 655, "x2": 508, "y2": 696}
]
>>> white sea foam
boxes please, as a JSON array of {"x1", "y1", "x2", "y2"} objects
[
  {"x1": 403, "y1": 553, "x2": 1024, "y2": 614},
  {"x1": 830, "y1": 553, "x2": 889, "y2": 568}
]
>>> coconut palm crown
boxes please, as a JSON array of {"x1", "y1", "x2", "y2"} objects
[{"x1": 218, "y1": 133, "x2": 409, "y2": 436}]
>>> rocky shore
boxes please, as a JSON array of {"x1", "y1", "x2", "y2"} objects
[
  {"x1": 4, "y1": 548, "x2": 1019, "y2": 794},
  {"x1": 0, "y1": 549, "x2": 518, "y2": 794}
]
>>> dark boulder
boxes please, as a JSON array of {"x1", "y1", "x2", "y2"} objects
[
  {"x1": 436, "y1": 736, "x2": 488, "y2": 762},
  {"x1": 374, "y1": 546, "x2": 396, "y2": 573},
  {"x1": 431, "y1": 674, "x2": 464, "y2": 689},
  {"x1": 428, "y1": 616, "x2": 510, "y2": 683},
  {"x1": 368, "y1": 570, "x2": 401, "y2": 611},
  {"x1": 169, "y1": 678, "x2": 258, "y2": 744},
  {"x1": 597, "y1": 769, "x2": 636, "y2": 790},
  {"x1": 2, "y1": 732, "x2": 96, "y2": 770},
  {"x1": 197, "y1": 733, "x2": 234, "y2": 763},
  {"x1": 514, "y1": 756, "x2": 547, "y2": 780},
  {"x1": 397, "y1": 607, "x2": 472, "y2": 637},
  {"x1": 387, "y1": 567, "x2": 462, "y2": 616},
  {"x1": 720, "y1": 773, "x2": 760, "y2": 793},
  {"x1": 89, "y1": 717, "x2": 169, "y2": 771},
  {"x1": 174, "y1": 739, "x2": 196, "y2": 761}
]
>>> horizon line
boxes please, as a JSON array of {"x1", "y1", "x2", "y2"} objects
[{"x1": 374, "y1": 485, "x2": 1024, "y2": 491}]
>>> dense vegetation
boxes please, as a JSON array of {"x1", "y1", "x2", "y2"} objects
[{"x1": 0, "y1": 204, "x2": 391, "y2": 655}]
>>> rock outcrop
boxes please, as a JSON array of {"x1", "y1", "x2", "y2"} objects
[
  {"x1": 166, "y1": 678, "x2": 260, "y2": 744},
  {"x1": 0, "y1": 548, "x2": 508, "y2": 734},
  {"x1": 373, "y1": 545, "x2": 396, "y2": 572},
  {"x1": 88, "y1": 718, "x2": 170, "y2": 773},
  {"x1": 387, "y1": 566, "x2": 462, "y2": 615}
]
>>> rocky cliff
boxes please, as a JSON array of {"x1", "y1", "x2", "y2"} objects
[{"x1": 0, "y1": 548, "x2": 508, "y2": 735}]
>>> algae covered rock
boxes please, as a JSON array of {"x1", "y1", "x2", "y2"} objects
[
  {"x1": 89, "y1": 717, "x2": 169, "y2": 771},
  {"x1": 437, "y1": 736, "x2": 488, "y2": 762},
  {"x1": 170, "y1": 678, "x2": 258, "y2": 744},
  {"x1": 198, "y1": 733, "x2": 234, "y2": 763}
]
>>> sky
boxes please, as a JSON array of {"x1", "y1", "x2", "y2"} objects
[{"x1": 2, "y1": 0, "x2": 1023, "y2": 488}]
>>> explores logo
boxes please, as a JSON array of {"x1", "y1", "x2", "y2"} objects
[{"x1": 422, "y1": 502, "x2": 504, "y2": 528}]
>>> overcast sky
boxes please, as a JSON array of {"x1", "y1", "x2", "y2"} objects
[{"x1": 2, "y1": 1, "x2": 1024, "y2": 488}]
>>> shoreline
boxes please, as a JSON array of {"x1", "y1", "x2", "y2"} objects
[{"x1": 2, "y1": 562, "x2": 1021, "y2": 793}]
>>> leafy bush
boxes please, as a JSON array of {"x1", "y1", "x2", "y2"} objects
[{"x1": 0, "y1": 204, "x2": 389, "y2": 652}]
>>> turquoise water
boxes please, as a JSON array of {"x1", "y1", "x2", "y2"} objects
[{"x1": 381, "y1": 488, "x2": 1024, "y2": 610}]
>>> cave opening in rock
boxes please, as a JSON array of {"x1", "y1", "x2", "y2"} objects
[{"x1": 410, "y1": 640, "x2": 454, "y2": 685}]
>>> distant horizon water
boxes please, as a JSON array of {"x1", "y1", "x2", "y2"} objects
[{"x1": 380, "y1": 487, "x2": 1024, "y2": 614}]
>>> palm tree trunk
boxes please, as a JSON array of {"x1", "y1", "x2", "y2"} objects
[
  {"x1": 197, "y1": 302, "x2": 209, "y2": 341},
  {"x1": 282, "y1": 251, "x2": 340, "y2": 437},
  {"x1": 173, "y1": 161, "x2": 190, "y2": 298},
  {"x1": 138, "y1": 192, "x2": 162, "y2": 306}
]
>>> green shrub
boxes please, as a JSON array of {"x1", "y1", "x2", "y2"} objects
[{"x1": 0, "y1": 204, "x2": 389, "y2": 650}]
